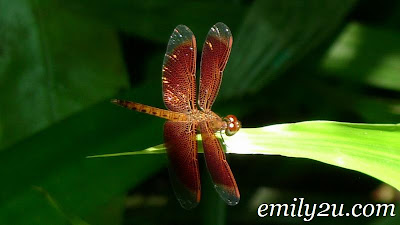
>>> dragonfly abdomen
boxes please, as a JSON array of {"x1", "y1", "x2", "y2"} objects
[{"x1": 111, "y1": 99, "x2": 188, "y2": 121}]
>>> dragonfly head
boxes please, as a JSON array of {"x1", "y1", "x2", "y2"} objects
[{"x1": 223, "y1": 115, "x2": 241, "y2": 136}]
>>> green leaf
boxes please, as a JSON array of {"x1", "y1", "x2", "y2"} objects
[
  {"x1": 92, "y1": 121, "x2": 400, "y2": 191},
  {"x1": 0, "y1": 94, "x2": 166, "y2": 225},
  {"x1": 0, "y1": 44, "x2": 164, "y2": 224},
  {"x1": 0, "y1": 0, "x2": 128, "y2": 149},
  {"x1": 220, "y1": 0, "x2": 357, "y2": 99},
  {"x1": 320, "y1": 22, "x2": 400, "y2": 91}
]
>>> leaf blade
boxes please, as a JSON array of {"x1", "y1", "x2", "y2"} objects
[{"x1": 101, "y1": 121, "x2": 400, "y2": 191}]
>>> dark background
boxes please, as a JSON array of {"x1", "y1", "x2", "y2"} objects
[{"x1": 0, "y1": 0, "x2": 399, "y2": 224}]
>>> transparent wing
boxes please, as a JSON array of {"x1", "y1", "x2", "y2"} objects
[
  {"x1": 199, "y1": 22, "x2": 232, "y2": 110},
  {"x1": 164, "y1": 121, "x2": 200, "y2": 209},
  {"x1": 162, "y1": 25, "x2": 197, "y2": 113},
  {"x1": 199, "y1": 121, "x2": 240, "y2": 205}
]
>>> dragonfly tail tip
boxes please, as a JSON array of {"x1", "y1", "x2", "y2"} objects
[{"x1": 110, "y1": 99, "x2": 119, "y2": 104}]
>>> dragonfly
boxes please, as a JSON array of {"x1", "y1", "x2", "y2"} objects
[{"x1": 112, "y1": 22, "x2": 240, "y2": 209}]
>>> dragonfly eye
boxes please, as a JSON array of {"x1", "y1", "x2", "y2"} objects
[{"x1": 224, "y1": 115, "x2": 241, "y2": 136}]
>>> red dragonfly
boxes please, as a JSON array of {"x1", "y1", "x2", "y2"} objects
[{"x1": 112, "y1": 22, "x2": 240, "y2": 209}]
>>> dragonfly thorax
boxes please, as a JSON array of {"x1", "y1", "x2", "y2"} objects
[
  {"x1": 187, "y1": 110, "x2": 240, "y2": 136},
  {"x1": 188, "y1": 109, "x2": 220, "y2": 122},
  {"x1": 187, "y1": 110, "x2": 225, "y2": 131}
]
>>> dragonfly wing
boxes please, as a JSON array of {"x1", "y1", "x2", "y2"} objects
[
  {"x1": 164, "y1": 121, "x2": 200, "y2": 209},
  {"x1": 199, "y1": 22, "x2": 233, "y2": 110},
  {"x1": 199, "y1": 121, "x2": 240, "y2": 205},
  {"x1": 162, "y1": 25, "x2": 197, "y2": 113}
]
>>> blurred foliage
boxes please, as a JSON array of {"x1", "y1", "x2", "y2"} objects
[
  {"x1": 321, "y1": 23, "x2": 400, "y2": 91},
  {"x1": 0, "y1": 0, "x2": 400, "y2": 224},
  {"x1": 0, "y1": 0, "x2": 128, "y2": 149},
  {"x1": 222, "y1": 0, "x2": 356, "y2": 98},
  {"x1": 59, "y1": 0, "x2": 245, "y2": 44}
]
